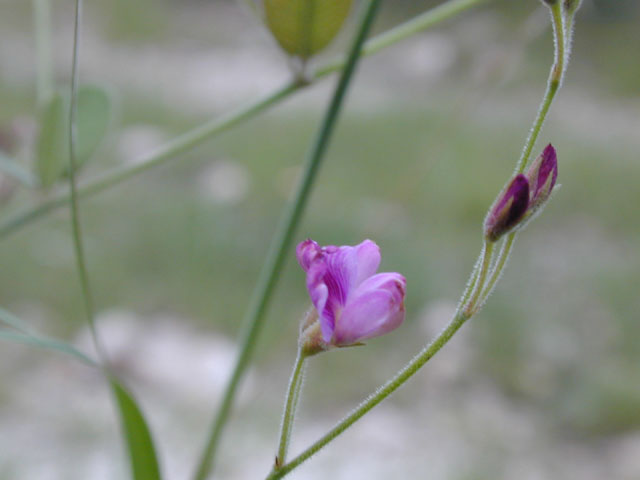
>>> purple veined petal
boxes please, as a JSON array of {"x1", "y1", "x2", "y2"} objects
[
  {"x1": 333, "y1": 277, "x2": 406, "y2": 345},
  {"x1": 484, "y1": 174, "x2": 530, "y2": 242},
  {"x1": 322, "y1": 245, "x2": 360, "y2": 307},
  {"x1": 305, "y1": 261, "x2": 334, "y2": 341},
  {"x1": 296, "y1": 239, "x2": 322, "y2": 272},
  {"x1": 527, "y1": 143, "x2": 558, "y2": 205},
  {"x1": 322, "y1": 239, "x2": 382, "y2": 306}
]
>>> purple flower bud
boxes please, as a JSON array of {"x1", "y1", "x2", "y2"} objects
[
  {"x1": 484, "y1": 174, "x2": 530, "y2": 242},
  {"x1": 296, "y1": 239, "x2": 406, "y2": 353},
  {"x1": 526, "y1": 143, "x2": 558, "y2": 210}
]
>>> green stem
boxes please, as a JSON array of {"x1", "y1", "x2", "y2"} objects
[
  {"x1": 67, "y1": 0, "x2": 108, "y2": 362},
  {"x1": 191, "y1": 2, "x2": 382, "y2": 479},
  {"x1": 33, "y1": 0, "x2": 54, "y2": 109},
  {"x1": 267, "y1": 309, "x2": 474, "y2": 480},
  {"x1": 514, "y1": 2, "x2": 565, "y2": 174},
  {"x1": 480, "y1": 233, "x2": 514, "y2": 302},
  {"x1": 274, "y1": 350, "x2": 307, "y2": 469},
  {"x1": 0, "y1": 0, "x2": 489, "y2": 240},
  {"x1": 319, "y1": 0, "x2": 489, "y2": 77},
  {"x1": 463, "y1": 241, "x2": 493, "y2": 315},
  {"x1": 484, "y1": 2, "x2": 569, "y2": 301}
]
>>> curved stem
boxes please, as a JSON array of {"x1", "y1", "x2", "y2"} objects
[
  {"x1": 480, "y1": 233, "x2": 514, "y2": 302},
  {"x1": 68, "y1": 0, "x2": 105, "y2": 359},
  {"x1": 191, "y1": 2, "x2": 383, "y2": 479},
  {"x1": 514, "y1": 2, "x2": 565, "y2": 174},
  {"x1": 463, "y1": 241, "x2": 493, "y2": 315},
  {"x1": 266, "y1": 309, "x2": 474, "y2": 480},
  {"x1": 485, "y1": 1, "x2": 568, "y2": 300},
  {"x1": 0, "y1": 0, "x2": 490, "y2": 240},
  {"x1": 274, "y1": 350, "x2": 307, "y2": 469}
]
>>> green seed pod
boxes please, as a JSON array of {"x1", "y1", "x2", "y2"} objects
[{"x1": 263, "y1": 0, "x2": 354, "y2": 59}]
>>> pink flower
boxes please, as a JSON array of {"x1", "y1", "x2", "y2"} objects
[{"x1": 296, "y1": 239, "x2": 406, "y2": 350}]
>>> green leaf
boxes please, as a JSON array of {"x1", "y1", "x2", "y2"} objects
[
  {"x1": 36, "y1": 92, "x2": 68, "y2": 187},
  {"x1": 112, "y1": 380, "x2": 163, "y2": 480},
  {"x1": 0, "y1": 328, "x2": 98, "y2": 366},
  {"x1": 264, "y1": 0, "x2": 354, "y2": 59},
  {"x1": 75, "y1": 85, "x2": 111, "y2": 164},
  {"x1": 35, "y1": 86, "x2": 111, "y2": 187}
]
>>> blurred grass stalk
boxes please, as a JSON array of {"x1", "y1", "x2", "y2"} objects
[
  {"x1": 0, "y1": 0, "x2": 490, "y2": 240},
  {"x1": 192, "y1": 2, "x2": 384, "y2": 478},
  {"x1": 66, "y1": 1, "x2": 163, "y2": 479},
  {"x1": 269, "y1": 3, "x2": 581, "y2": 478}
]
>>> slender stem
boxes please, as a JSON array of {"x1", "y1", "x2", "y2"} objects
[
  {"x1": 275, "y1": 350, "x2": 307, "y2": 469},
  {"x1": 267, "y1": 309, "x2": 474, "y2": 480},
  {"x1": 67, "y1": 0, "x2": 106, "y2": 360},
  {"x1": 191, "y1": 2, "x2": 383, "y2": 479},
  {"x1": 0, "y1": 0, "x2": 489, "y2": 240},
  {"x1": 484, "y1": 2, "x2": 569, "y2": 300},
  {"x1": 318, "y1": 0, "x2": 489, "y2": 77},
  {"x1": 514, "y1": 2, "x2": 565, "y2": 174},
  {"x1": 33, "y1": 0, "x2": 54, "y2": 109},
  {"x1": 463, "y1": 241, "x2": 493, "y2": 315},
  {"x1": 480, "y1": 234, "x2": 514, "y2": 302}
]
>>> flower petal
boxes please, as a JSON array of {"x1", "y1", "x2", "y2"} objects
[
  {"x1": 296, "y1": 239, "x2": 322, "y2": 272},
  {"x1": 527, "y1": 143, "x2": 558, "y2": 207},
  {"x1": 305, "y1": 261, "x2": 334, "y2": 341},
  {"x1": 353, "y1": 240, "x2": 381, "y2": 288},
  {"x1": 484, "y1": 174, "x2": 530, "y2": 242},
  {"x1": 334, "y1": 273, "x2": 406, "y2": 345}
]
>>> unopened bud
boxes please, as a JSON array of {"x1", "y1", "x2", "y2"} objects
[
  {"x1": 263, "y1": 0, "x2": 354, "y2": 59},
  {"x1": 563, "y1": 0, "x2": 583, "y2": 16},
  {"x1": 484, "y1": 174, "x2": 530, "y2": 242},
  {"x1": 526, "y1": 143, "x2": 558, "y2": 211}
]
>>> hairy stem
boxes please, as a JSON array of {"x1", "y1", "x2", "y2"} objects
[
  {"x1": 484, "y1": 1, "x2": 569, "y2": 300},
  {"x1": 274, "y1": 350, "x2": 307, "y2": 469},
  {"x1": 191, "y1": 2, "x2": 383, "y2": 479},
  {"x1": 514, "y1": 2, "x2": 566, "y2": 174},
  {"x1": 266, "y1": 307, "x2": 475, "y2": 480},
  {"x1": 0, "y1": 0, "x2": 490, "y2": 240},
  {"x1": 463, "y1": 240, "x2": 494, "y2": 315}
]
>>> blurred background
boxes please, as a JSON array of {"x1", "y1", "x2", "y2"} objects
[{"x1": 1, "y1": 0, "x2": 639, "y2": 478}]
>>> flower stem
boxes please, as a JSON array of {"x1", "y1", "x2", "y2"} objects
[
  {"x1": 480, "y1": 233, "x2": 514, "y2": 301},
  {"x1": 463, "y1": 240, "x2": 494, "y2": 315},
  {"x1": 191, "y1": 2, "x2": 382, "y2": 479},
  {"x1": 274, "y1": 350, "x2": 307, "y2": 469},
  {"x1": 0, "y1": 0, "x2": 489, "y2": 240},
  {"x1": 483, "y1": 1, "x2": 570, "y2": 301},
  {"x1": 266, "y1": 309, "x2": 474, "y2": 480},
  {"x1": 514, "y1": 2, "x2": 565, "y2": 175}
]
